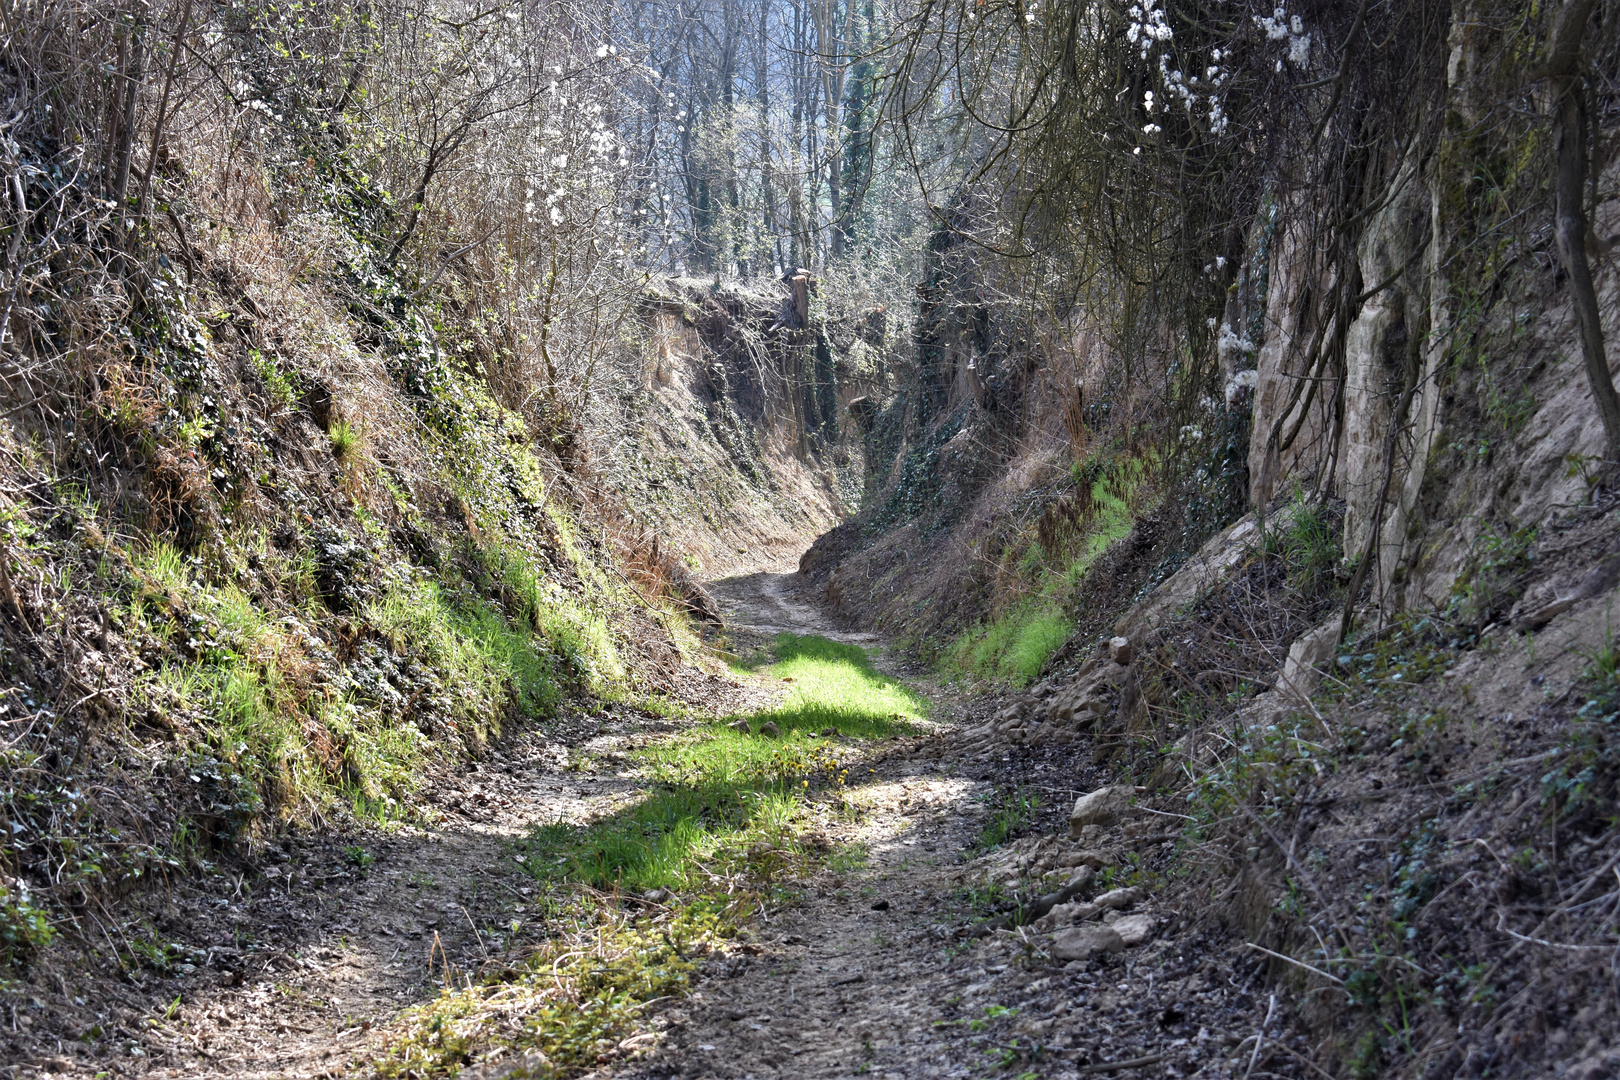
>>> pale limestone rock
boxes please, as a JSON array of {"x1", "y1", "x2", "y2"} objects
[
  {"x1": 1112, "y1": 913, "x2": 1156, "y2": 946},
  {"x1": 1094, "y1": 886, "x2": 1143, "y2": 910},
  {"x1": 1057, "y1": 848, "x2": 1115, "y2": 869},
  {"x1": 1069, "y1": 786, "x2": 1132, "y2": 835},
  {"x1": 1051, "y1": 925, "x2": 1125, "y2": 961},
  {"x1": 1279, "y1": 618, "x2": 1339, "y2": 701}
]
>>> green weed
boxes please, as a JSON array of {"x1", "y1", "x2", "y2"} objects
[
  {"x1": 329, "y1": 419, "x2": 362, "y2": 460},
  {"x1": 0, "y1": 878, "x2": 54, "y2": 969},
  {"x1": 368, "y1": 578, "x2": 560, "y2": 730},
  {"x1": 974, "y1": 785, "x2": 1041, "y2": 852},
  {"x1": 251, "y1": 350, "x2": 298, "y2": 410},
  {"x1": 828, "y1": 841, "x2": 870, "y2": 875},
  {"x1": 1446, "y1": 526, "x2": 1535, "y2": 631},
  {"x1": 1265, "y1": 498, "x2": 1342, "y2": 595},
  {"x1": 371, "y1": 901, "x2": 736, "y2": 1079},
  {"x1": 941, "y1": 603, "x2": 1070, "y2": 687}
]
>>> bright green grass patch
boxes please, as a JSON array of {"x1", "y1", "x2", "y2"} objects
[
  {"x1": 751, "y1": 632, "x2": 927, "y2": 732},
  {"x1": 939, "y1": 451, "x2": 1148, "y2": 688},
  {"x1": 519, "y1": 633, "x2": 921, "y2": 894},
  {"x1": 941, "y1": 602, "x2": 1070, "y2": 687},
  {"x1": 369, "y1": 577, "x2": 561, "y2": 726}
]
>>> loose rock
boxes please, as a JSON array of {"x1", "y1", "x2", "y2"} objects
[
  {"x1": 759, "y1": 721, "x2": 781, "y2": 737},
  {"x1": 1051, "y1": 925, "x2": 1126, "y2": 961},
  {"x1": 1112, "y1": 912, "x2": 1156, "y2": 946},
  {"x1": 1094, "y1": 886, "x2": 1143, "y2": 910},
  {"x1": 1109, "y1": 636, "x2": 1133, "y2": 665},
  {"x1": 1041, "y1": 901, "x2": 1101, "y2": 927},
  {"x1": 1069, "y1": 785, "x2": 1132, "y2": 834}
]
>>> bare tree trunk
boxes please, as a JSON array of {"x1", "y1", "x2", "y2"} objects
[
  {"x1": 818, "y1": 0, "x2": 844, "y2": 259},
  {"x1": 756, "y1": 0, "x2": 783, "y2": 274},
  {"x1": 788, "y1": 0, "x2": 810, "y2": 268},
  {"x1": 1546, "y1": 0, "x2": 1620, "y2": 467},
  {"x1": 111, "y1": 26, "x2": 144, "y2": 215}
]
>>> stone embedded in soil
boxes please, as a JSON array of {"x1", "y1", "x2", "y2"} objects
[
  {"x1": 1039, "y1": 901, "x2": 1102, "y2": 928},
  {"x1": 1052, "y1": 925, "x2": 1126, "y2": 961},
  {"x1": 1094, "y1": 886, "x2": 1143, "y2": 910},
  {"x1": 1112, "y1": 912, "x2": 1156, "y2": 946},
  {"x1": 729, "y1": 718, "x2": 751, "y2": 733},
  {"x1": 1069, "y1": 785, "x2": 1132, "y2": 834},
  {"x1": 759, "y1": 720, "x2": 781, "y2": 737},
  {"x1": 1059, "y1": 847, "x2": 1115, "y2": 868},
  {"x1": 1109, "y1": 636, "x2": 1134, "y2": 665}
]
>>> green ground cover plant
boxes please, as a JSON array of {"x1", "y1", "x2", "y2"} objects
[
  {"x1": 520, "y1": 633, "x2": 923, "y2": 894},
  {"x1": 368, "y1": 633, "x2": 926, "y2": 1076},
  {"x1": 940, "y1": 451, "x2": 1151, "y2": 686},
  {"x1": 371, "y1": 900, "x2": 740, "y2": 1079},
  {"x1": 973, "y1": 784, "x2": 1042, "y2": 853}
]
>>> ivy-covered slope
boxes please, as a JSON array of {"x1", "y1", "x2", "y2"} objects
[{"x1": 0, "y1": 92, "x2": 696, "y2": 973}]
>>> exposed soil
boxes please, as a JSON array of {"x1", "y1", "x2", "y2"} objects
[
  {"x1": 706, "y1": 572, "x2": 881, "y2": 652},
  {"x1": 611, "y1": 578, "x2": 1305, "y2": 1080},
  {"x1": 8, "y1": 572, "x2": 1293, "y2": 1080},
  {"x1": 4, "y1": 669, "x2": 770, "y2": 1080}
]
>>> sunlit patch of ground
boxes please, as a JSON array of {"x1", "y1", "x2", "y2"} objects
[{"x1": 355, "y1": 631, "x2": 950, "y2": 1077}]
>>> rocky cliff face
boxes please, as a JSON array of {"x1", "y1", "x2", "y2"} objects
[{"x1": 804, "y1": 51, "x2": 1620, "y2": 675}]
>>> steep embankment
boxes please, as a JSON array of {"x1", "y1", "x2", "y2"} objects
[
  {"x1": 615, "y1": 277, "x2": 894, "y2": 577},
  {"x1": 785, "y1": 13, "x2": 1620, "y2": 1078}
]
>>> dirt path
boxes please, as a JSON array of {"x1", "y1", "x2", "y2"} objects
[
  {"x1": 14, "y1": 670, "x2": 772, "y2": 1080},
  {"x1": 611, "y1": 578, "x2": 1287, "y2": 1080},
  {"x1": 16, "y1": 573, "x2": 1286, "y2": 1080},
  {"x1": 705, "y1": 572, "x2": 880, "y2": 649}
]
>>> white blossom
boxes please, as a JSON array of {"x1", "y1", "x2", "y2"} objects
[
  {"x1": 1224, "y1": 368, "x2": 1259, "y2": 407},
  {"x1": 1125, "y1": 0, "x2": 1172, "y2": 58},
  {"x1": 1217, "y1": 323, "x2": 1256, "y2": 361},
  {"x1": 1254, "y1": 6, "x2": 1311, "y2": 66}
]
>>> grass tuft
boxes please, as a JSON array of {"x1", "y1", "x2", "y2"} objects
[
  {"x1": 329, "y1": 419, "x2": 362, "y2": 459},
  {"x1": 974, "y1": 784, "x2": 1041, "y2": 852}
]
